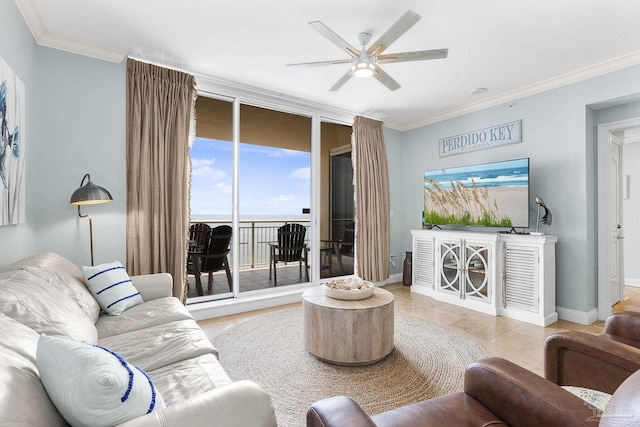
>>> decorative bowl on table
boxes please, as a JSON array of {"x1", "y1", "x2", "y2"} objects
[{"x1": 323, "y1": 277, "x2": 375, "y2": 300}]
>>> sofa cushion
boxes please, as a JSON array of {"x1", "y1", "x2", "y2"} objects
[
  {"x1": 96, "y1": 296, "x2": 193, "y2": 339},
  {"x1": 21, "y1": 264, "x2": 101, "y2": 323},
  {"x1": 0, "y1": 313, "x2": 67, "y2": 427},
  {"x1": 99, "y1": 319, "x2": 218, "y2": 371},
  {"x1": 37, "y1": 335, "x2": 167, "y2": 427},
  {"x1": 82, "y1": 261, "x2": 143, "y2": 315},
  {"x1": 148, "y1": 353, "x2": 233, "y2": 405},
  {"x1": 0, "y1": 269, "x2": 98, "y2": 342}
]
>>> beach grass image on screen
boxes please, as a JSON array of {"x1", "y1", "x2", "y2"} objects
[{"x1": 424, "y1": 158, "x2": 529, "y2": 228}]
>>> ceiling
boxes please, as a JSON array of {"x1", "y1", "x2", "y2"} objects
[{"x1": 15, "y1": 0, "x2": 640, "y2": 130}]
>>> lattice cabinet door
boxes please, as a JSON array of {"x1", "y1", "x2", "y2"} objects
[
  {"x1": 464, "y1": 242, "x2": 490, "y2": 303},
  {"x1": 438, "y1": 239, "x2": 462, "y2": 297},
  {"x1": 502, "y1": 244, "x2": 539, "y2": 312},
  {"x1": 413, "y1": 235, "x2": 434, "y2": 289}
]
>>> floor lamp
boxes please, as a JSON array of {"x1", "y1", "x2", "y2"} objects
[{"x1": 70, "y1": 173, "x2": 113, "y2": 266}]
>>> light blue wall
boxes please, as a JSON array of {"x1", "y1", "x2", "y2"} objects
[
  {"x1": 0, "y1": 0, "x2": 38, "y2": 265},
  {"x1": 384, "y1": 127, "x2": 404, "y2": 275},
  {"x1": 0, "y1": 1, "x2": 126, "y2": 267},
  {"x1": 398, "y1": 66, "x2": 640, "y2": 313},
  {"x1": 35, "y1": 48, "x2": 126, "y2": 267}
]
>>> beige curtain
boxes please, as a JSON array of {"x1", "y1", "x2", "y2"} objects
[
  {"x1": 352, "y1": 116, "x2": 390, "y2": 282},
  {"x1": 126, "y1": 58, "x2": 196, "y2": 302}
]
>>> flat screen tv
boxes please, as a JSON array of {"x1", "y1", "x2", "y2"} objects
[{"x1": 423, "y1": 158, "x2": 530, "y2": 228}]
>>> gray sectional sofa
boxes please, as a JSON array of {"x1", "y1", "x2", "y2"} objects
[{"x1": 0, "y1": 252, "x2": 277, "y2": 427}]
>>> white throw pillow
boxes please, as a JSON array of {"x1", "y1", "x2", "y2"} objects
[
  {"x1": 82, "y1": 261, "x2": 143, "y2": 315},
  {"x1": 37, "y1": 335, "x2": 166, "y2": 427}
]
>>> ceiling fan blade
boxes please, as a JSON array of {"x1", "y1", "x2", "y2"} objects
[
  {"x1": 329, "y1": 69, "x2": 353, "y2": 92},
  {"x1": 373, "y1": 65, "x2": 401, "y2": 91},
  {"x1": 377, "y1": 48, "x2": 448, "y2": 64},
  {"x1": 287, "y1": 59, "x2": 352, "y2": 67},
  {"x1": 309, "y1": 21, "x2": 360, "y2": 57},
  {"x1": 367, "y1": 10, "x2": 421, "y2": 56}
]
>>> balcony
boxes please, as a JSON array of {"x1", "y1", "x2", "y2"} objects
[{"x1": 186, "y1": 219, "x2": 354, "y2": 301}]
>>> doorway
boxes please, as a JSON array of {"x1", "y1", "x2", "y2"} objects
[{"x1": 597, "y1": 117, "x2": 640, "y2": 319}]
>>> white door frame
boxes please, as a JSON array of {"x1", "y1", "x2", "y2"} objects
[{"x1": 597, "y1": 117, "x2": 640, "y2": 320}]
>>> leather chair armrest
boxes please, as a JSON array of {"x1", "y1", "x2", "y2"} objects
[
  {"x1": 544, "y1": 331, "x2": 640, "y2": 394},
  {"x1": 465, "y1": 357, "x2": 595, "y2": 427},
  {"x1": 605, "y1": 311, "x2": 640, "y2": 347},
  {"x1": 130, "y1": 273, "x2": 173, "y2": 300},
  {"x1": 117, "y1": 380, "x2": 277, "y2": 427},
  {"x1": 307, "y1": 396, "x2": 377, "y2": 427}
]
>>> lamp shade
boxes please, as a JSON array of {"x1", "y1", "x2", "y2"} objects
[{"x1": 70, "y1": 174, "x2": 113, "y2": 205}]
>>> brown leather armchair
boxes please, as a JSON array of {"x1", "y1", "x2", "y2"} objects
[
  {"x1": 603, "y1": 311, "x2": 640, "y2": 349},
  {"x1": 545, "y1": 329, "x2": 640, "y2": 394},
  {"x1": 307, "y1": 357, "x2": 606, "y2": 427}
]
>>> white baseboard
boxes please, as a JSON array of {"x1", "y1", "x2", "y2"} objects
[
  {"x1": 189, "y1": 272, "x2": 404, "y2": 321},
  {"x1": 556, "y1": 306, "x2": 599, "y2": 325},
  {"x1": 386, "y1": 273, "x2": 402, "y2": 284},
  {"x1": 625, "y1": 278, "x2": 640, "y2": 287}
]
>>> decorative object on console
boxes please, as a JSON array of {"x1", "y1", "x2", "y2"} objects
[
  {"x1": 70, "y1": 173, "x2": 113, "y2": 265},
  {"x1": 532, "y1": 194, "x2": 552, "y2": 235}
]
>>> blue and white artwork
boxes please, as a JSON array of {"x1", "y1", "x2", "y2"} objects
[{"x1": 1, "y1": 56, "x2": 25, "y2": 225}]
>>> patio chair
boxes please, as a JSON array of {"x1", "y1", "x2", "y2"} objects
[
  {"x1": 187, "y1": 225, "x2": 232, "y2": 295},
  {"x1": 188, "y1": 223, "x2": 211, "y2": 253},
  {"x1": 269, "y1": 223, "x2": 308, "y2": 286},
  {"x1": 323, "y1": 222, "x2": 354, "y2": 275}
]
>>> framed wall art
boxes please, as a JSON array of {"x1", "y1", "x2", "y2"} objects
[{"x1": 1, "y1": 56, "x2": 26, "y2": 226}]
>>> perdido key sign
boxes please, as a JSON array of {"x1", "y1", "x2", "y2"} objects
[{"x1": 439, "y1": 120, "x2": 522, "y2": 157}]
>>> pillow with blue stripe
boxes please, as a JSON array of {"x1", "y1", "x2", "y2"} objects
[
  {"x1": 82, "y1": 261, "x2": 143, "y2": 315},
  {"x1": 37, "y1": 335, "x2": 166, "y2": 427}
]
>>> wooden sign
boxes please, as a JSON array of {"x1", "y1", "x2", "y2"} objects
[{"x1": 439, "y1": 120, "x2": 522, "y2": 157}]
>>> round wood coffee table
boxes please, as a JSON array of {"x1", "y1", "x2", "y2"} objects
[{"x1": 302, "y1": 286, "x2": 394, "y2": 365}]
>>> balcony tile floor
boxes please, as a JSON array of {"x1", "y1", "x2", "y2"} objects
[{"x1": 186, "y1": 256, "x2": 355, "y2": 299}]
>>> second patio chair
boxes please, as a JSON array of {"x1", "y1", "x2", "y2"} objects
[{"x1": 269, "y1": 223, "x2": 308, "y2": 286}]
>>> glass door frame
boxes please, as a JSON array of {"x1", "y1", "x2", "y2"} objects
[{"x1": 195, "y1": 86, "x2": 353, "y2": 299}]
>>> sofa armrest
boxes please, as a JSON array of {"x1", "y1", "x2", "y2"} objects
[
  {"x1": 604, "y1": 311, "x2": 640, "y2": 347},
  {"x1": 465, "y1": 357, "x2": 595, "y2": 427},
  {"x1": 116, "y1": 380, "x2": 276, "y2": 427},
  {"x1": 130, "y1": 273, "x2": 173, "y2": 301},
  {"x1": 307, "y1": 396, "x2": 377, "y2": 427},
  {"x1": 545, "y1": 331, "x2": 640, "y2": 394}
]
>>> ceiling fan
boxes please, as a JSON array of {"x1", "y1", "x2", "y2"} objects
[{"x1": 287, "y1": 10, "x2": 448, "y2": 92}]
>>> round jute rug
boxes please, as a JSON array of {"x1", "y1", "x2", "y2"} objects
[{"x1": 212, "y1": 308, "x2": 490, "y2": 427}]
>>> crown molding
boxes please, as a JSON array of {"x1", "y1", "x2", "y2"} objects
[
  {"x1": 15, "y1": 0, "x2": 640, "y2": 131},
  {"x1": 400, "y1": 50, "x2": 640, "y2": 132},
  {"x1": 15, "y1": 0, "x2": 127, "y2": 63}
]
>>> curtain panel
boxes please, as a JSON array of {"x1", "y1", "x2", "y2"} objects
[
  {"x1": 126, "y1": 58, "x2": 196, "y2": 302},
  {"x1": 352, "y1": 116, "x2": 390, "y2": 282}
]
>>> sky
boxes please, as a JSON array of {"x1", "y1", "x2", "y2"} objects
[{"x1": 190, "y1": 137, "x2": 311, "y2": 217}]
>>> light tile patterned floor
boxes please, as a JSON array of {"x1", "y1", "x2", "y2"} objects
[{"x1": 198, "y1": 283, "x2": 640, "y2": 376}]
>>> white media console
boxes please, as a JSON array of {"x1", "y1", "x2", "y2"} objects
[{"x1": 411, "y1": 229, "x2": 558, "y2": 326}]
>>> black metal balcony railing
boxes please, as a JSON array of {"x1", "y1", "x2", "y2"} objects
[
  {"x1": 190, "y1": 219, "x2": 308, "y2": 269},
  {"x1": 190, "y1": 218, "x2": 353, "y2": 270}
]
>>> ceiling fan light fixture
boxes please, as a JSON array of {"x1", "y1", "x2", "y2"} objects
[{"x1": 353, "y1": 61, "x2": 375, "y2": 78}]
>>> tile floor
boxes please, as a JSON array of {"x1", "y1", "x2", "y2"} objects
[{"x1": 197, "y1": 283, "x2": 640, "y2": 377}]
